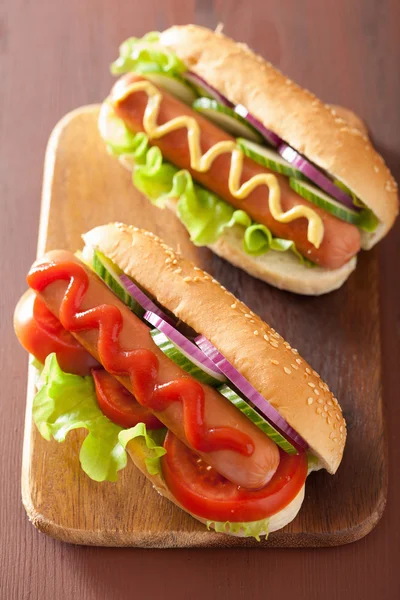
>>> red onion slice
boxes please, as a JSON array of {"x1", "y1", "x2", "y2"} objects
[
  {"x1": 234, "y1": 104, "x2": 283, "y2": 148},
  {"x1": 144, "y1": 311, "x2": 225, "y2": 382},
  {"x1": 195, "y1": 334, "x2": 308, "y2": 450},
  {"x1": 278, "y1": 144, "x2": 361, "y2": 211},
  {"x1": 183, "y1": 71, "x2": 233, "y2": 107},
  {"x1": 120, "y1": 275, "x2": 175, "y2": 325}
]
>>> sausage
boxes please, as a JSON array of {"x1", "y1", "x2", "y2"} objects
[
  {"x1": 111, "y1": 74, "x2": 361, "y2": 270},
  {"x1": 29, "y1": 251, "x2": 280, "y2": 490}
]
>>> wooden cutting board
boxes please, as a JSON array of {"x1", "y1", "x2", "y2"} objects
[{"x1": 21, "y1": 106, "x2": 387, "y2": 548}]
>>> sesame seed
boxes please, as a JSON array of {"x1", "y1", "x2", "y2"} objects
[
  {"x1": 314, "y1": 388, "x2": 320, "y2": 396},
  {"x1": 333, "y1": 398, "x2": 338, "y2": 406},
  {"x1": 317, "y1": 399, "x2": 323, "y2": 404},
  {"x1": 333, "y1": 423, "x2": 337, "y2": 429},
  {"x1": 327, "y1": 400, "x2": 332, "y2": 406},
  {"x1": 319, "y1": 382, "x2": 324, "y2": 389},
  {"x1": 296, "y1": 358, "x2": 302, "y2": 365},
  {"x1": 321, "y1": 411, "x2": 327, "y2": 419},
  {"x1": 173, "y1": 268, "x2": 182, "y2": 274},
  {"x1": 291, "y1": 364, "x2": 298, "y2": 370},
  {"x1": 263, "y1": 334, "x2": 270, "y2": 342},
  {"x1": 165, "y1": 258, "x2": 172, "y2": 264},
  {"x1": 324, "y1": 405, "x2": 328, "y2": 412},
  {"x1": 308, "y1": 382, "x2": 316, "y2": 388},
  {"x1": 271, "y1": 359, "x2": 279, "y2": 365},
  {"x1": 206, "y1": 465, "x2": 212, "y2": 471},
  {"x1": 193, "y1": 277, "x2": 200, "y2": 282},
  {"x1": 254, "y1": 330, "x2": 259, "y2": 336},
  {"x1": 327, "y1": 418, "x2": 331, "y2": 424},
  {"x1": 271, "y1": 328, "x2": 276, "y2": 333},
  {"x1": 249, "y1": 319, "x2": 255, "y2": 324},
  {"x1": 172, "y1": 259, "x2": 178, "y2": 265},
  {"x1": 306, "y1": 368, "x2": 311, "y2": 375},
  {"x1": 284, "y1": 367, "x2": 291, "y2": 375},
  {"x1": 231, "y1": 303, "x2": 237, "y2": 309},
  {"x1": 374, "y1": 165, "x2": 379, "y2": 173},
  {"x1": 272, "y1": 332, "x2": 281, "y2": 339},
  {"x1": 270, "y1": 341, "x2": 279, "y2": 348},
  {"x1": 244, "y1": 314, "x2": 252, "y2": 319},
  {"x1": 317, "y1": 407, "x2": 323, "y2": 414},
  {"x1": 307, "y1": 397, "x2": 314, "y2": 405},
  {"x1": 313, "y1": 370, "x2": 320, "y2": 378},
  {"x1": 194, "y1": 267, "x2": 201, "y2": 271},
  {"x1": 211, "y1": 279, "x2": 218, "y2": 284},
  {"x1": 333, "y1": 437, "x2": 338, "y2": 443},
  {"x1": 336, "y1": 414, "x2": 341, "y2": 421},
  {"x1": 339, "y1": 425, "x2": 344, "y2": 433},
  {"x1": 203, "y1": 276, "x2": 210, "y2": 281},
  {"x1": 220, "y1": 286, "x2": 226, "y2": 291},
  {"x1": 183, "y1": 276, "x2": 192, "y2": 282},
  {"x1": 291, "y1": 348, "x2": 299, "y2": 355}
]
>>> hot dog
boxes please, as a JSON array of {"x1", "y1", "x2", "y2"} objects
[
  {"x1": 15, "y1": 223, "x2": 347, "y2": 539},
  {"x1": 111, "y1": 74, "x2": 361, "y2": 271},
  {"x1": 28, "y1": 249, "x2": 280, "y2": 490},
  {"x1": 98, "y1": 25, "x2": 398, "y2": 295}
]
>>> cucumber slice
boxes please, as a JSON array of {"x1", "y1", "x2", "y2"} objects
[
  {"x1": 217, "y1": 384, "x2": 297, "y2": 454},
  {"x1": 192, "y1": 98, "x2": 263, "y2": 142},
  {"x1": 145, "y1": 73, "x2": 197, "y2": 105},
  {"x1": 289, "y1": 178, "x2": 364, "y2": 226},
  {"x1": 237, "y1": 139, "x2": 305, "y2": 179},
  {"x1": 98, "y1": 101, "x2": 136, "y2": 152},
  {"x1": 92, "y1": 250, "x2": 145, "y2": 318},
  {"x1": 150, "y1": 328, "x2": 225, "y2": 387}
]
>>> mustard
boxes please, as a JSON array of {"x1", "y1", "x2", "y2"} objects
[{"x1": 113, "y1": 80, "x2": 324, "y2": 248}]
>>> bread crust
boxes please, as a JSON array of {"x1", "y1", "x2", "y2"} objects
[
  {"x1": 125, "y1": 436, "x2": 305, "y2": 536},
  {"x1": 159, "y1": 25, "x2": 398, "y2": 247},
  {"x1": 83, "y1": 223, "x2": 346, "y2": 473}
]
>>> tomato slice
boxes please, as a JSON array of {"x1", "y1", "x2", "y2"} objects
[
  {"x1": 14, "y1": 289, "x2": 99, "y2": 376},
  {"x1": 162, "y1": 432, "x2": 307, "y2": 522},
  {"x1": 92, "y1": 369, "x2": 163, "y2": 429}
]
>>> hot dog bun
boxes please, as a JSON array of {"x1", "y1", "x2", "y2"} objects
[
  {"x1": 125, "y1": 434, "x2": 305, "y2": 537},
  {"x1": 159, "y1": 24, "x2": 398, "y2": 249},
  {"x1": 82, "y1": 223, "x2": 346, "y2": 473}
]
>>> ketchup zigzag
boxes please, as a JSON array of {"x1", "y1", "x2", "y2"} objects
[{"x1": 28, "y1": 260, "x2": 254, "y2": 457}]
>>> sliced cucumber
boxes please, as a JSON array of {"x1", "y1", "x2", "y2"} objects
[
  {"x1": 98, "y1": 101, "x2": 136, "y2": 152},
  {"x1": 289, "y1": 178, "x2": 365, "y2": 226},
  {"x1": 92, "y1": 250, "x2": 145, "y2": 318},
  {"x1": 150, "y1": 329, "x2": 225, "y2": 387},
  {"x1": 237, "y1": 139, "x2": 305, "y2": 179},
  {"x1": 144, "y1": 73, "x2": 197, "y2": 105},
  {"x1": 192, "y1": 98, "x2": 263, "y2": 143},
  {"x1": 217, "y1": 384, "x2": 297, "y2": 454}
]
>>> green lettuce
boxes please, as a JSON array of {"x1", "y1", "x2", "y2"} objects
[
  {"x1": 99, "y1": 106, "x2": 312, "y2": 265},
  {"x1": 33, "y1": 354, "x2": 166, "y2": 482},
  {"x1": 111, "y1": 32, "x2": 186, "y2": 78},
  {"x1": 119, "y1": 423, "x2": 166, "y2": 475},
  {"x1": 206, "y1": 518, "x2": 270, "y2": 541},
  {"x1": 333, "y1": 178, "x2": 379, "y2": 232}
]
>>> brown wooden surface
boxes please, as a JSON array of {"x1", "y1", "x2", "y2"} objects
[
  {"x1": 1, "y1": 0, "x2": 399, "y2": 597},
  {"x1": 21, "y1": 105, "x2": 385, "y2": 549}
]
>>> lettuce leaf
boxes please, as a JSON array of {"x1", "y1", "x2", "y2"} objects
[
  {"x1": 99, "y1": 106, "x2": 312, "y2": 266},
  {"x1": 333, "y1": 178, "x2": 379, "y2": 232},
  {"x1": 206, "y1": 518, "x2": 269, "y2": 541},
  {"x1": 111, "y1": 32, "x2": 186, "y2": 78},
  {"x1": 119, "y1": 423, "x2": 167, "y2": 475},
  {"x1": 32, "y1": 354, "x2": 166, "y2": 482}
]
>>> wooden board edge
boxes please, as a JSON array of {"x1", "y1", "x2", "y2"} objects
[{"x1": 37, "y1": 105, "x2": 101, "y2": 258}]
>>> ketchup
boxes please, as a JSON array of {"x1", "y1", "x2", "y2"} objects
[{"x1": 27, "y1": 261, "x2": 254, "y2": 457}]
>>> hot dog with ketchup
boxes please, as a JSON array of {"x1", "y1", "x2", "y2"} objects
[
  {"x1": 99, "y1": 25, "x2": 398, "y2": 295},
  {"x1": 15, "y1": 223, "x2": 347, "y2": 539}
]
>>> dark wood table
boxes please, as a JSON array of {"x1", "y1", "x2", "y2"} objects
[{"x1": 1, "y1": 1, "x2": 399, "y2": 598}]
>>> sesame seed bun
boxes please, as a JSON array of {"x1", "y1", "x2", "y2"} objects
[
  {"x1": 82, "y1": 223, "x2": 347, "y2": 473},
  {"x1": 125, "y1": 433, "x2": 305, "y2": 537},
  {"x1": 159, "y1": 24, "x2": 398, "y2": 249}
]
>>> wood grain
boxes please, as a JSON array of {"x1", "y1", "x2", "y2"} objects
[
  {"x1": 1, "y1": 0, "x2": 400, "y2": 598},
  {"x1": 21, "y1": 105, "x2": 387, "y2": 548}
]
